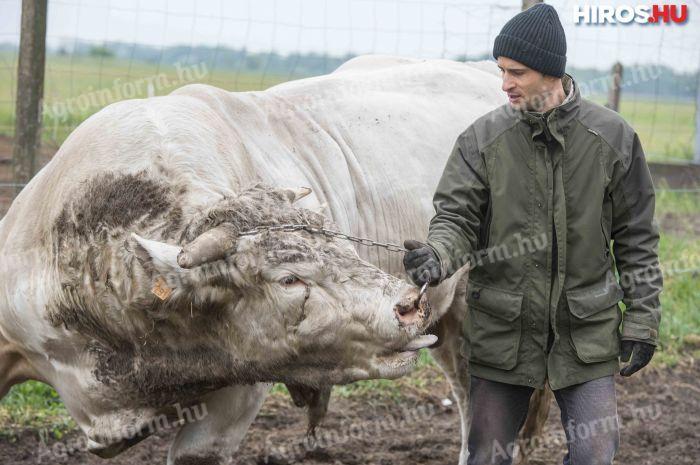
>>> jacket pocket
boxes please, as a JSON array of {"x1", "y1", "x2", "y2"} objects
[
  {"x1": 566, "y1": 274, "x2": 624, "y2": 363},
  {"x1": 466, "y1": 281, "x2": 523, "y2": 370}
]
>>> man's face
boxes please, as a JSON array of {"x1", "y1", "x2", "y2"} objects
[{"x1": 497, "y1": 56, "x2": 547, "y2": 111}]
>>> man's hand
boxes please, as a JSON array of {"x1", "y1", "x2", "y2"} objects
[
  {"x1": 619, "y1": 340, "x2": 655, "y2": 377},
  {"x1": 403, "y1": 239, "x2": 441, "y2": 287}
]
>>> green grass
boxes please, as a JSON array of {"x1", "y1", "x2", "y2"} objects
[
  {"x1": 657, "y1": 233, "x2": 700, "y2": 351},
  {"x1": 656, "y1": 186, "x2": 700, "y2": 216},
  {"x1": 624, "y1": 99, "x2": 696, "y2": 162},
  {"x1": 332, "y1": 350, "x2": 440, "y2": 400},
  {"x1": 0, "y1": 381, "x2": 74, "y2": 438},
  {"x1": 0, "y1": 51, "x2": 289, "y2": 144},
  {"x1": 653, "y1": 188, "x2": 700, "y2": 355},
  {"x1": 582, "y1": 95, "x2": 696, "y2": 162}
]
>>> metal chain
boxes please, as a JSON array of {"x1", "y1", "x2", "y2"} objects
[
  {"x1": 237, "y1": 223, "x2": 436, "y2": 299},
  {"x1": 237, "y1": 223, "x2": 408, "y2": 253}
]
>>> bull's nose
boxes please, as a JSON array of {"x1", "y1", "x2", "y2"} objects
[{"x1": 393, "y1": 288, "x2": 430, "y2": 326}]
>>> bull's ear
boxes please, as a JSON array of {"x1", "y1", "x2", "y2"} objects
[
  {"x1": 131, "y1": 233, "x2": 186, "y2": 276},
  {"x1": 279, "y1": 186, "x2": 312, "y2": 203},
  {"x1": 313, "y1": 202, "x2": 330, "y2": 215},
  {"x1": 425, "y1": 262, "x2": 470, "y2": 323}
]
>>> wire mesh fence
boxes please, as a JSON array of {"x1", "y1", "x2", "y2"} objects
[{"x1": 0, "y1": 0, "x2": 699, "y2": 217}]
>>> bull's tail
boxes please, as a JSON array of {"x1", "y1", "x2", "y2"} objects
[{"x1": 515, "y1": 387, "x2": 554, "y2": 465}]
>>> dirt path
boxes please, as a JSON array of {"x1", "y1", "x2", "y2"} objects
[{"x1": 1, "y1": 360, "x2": 697, "y2": 465}]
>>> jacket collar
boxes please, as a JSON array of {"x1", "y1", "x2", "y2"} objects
[{"x1": 517, "y1": 73, "x2": 580, "y2": 143}]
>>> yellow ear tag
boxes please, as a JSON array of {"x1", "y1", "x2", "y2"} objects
[{"x1": 152, "y1": 276, "x2": 173, "y2": 301}]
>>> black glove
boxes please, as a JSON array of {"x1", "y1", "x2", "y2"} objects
[
  {"x1": 619, "y1": 340, "x2": 656, "y2": 377},
  {"x1": 403, "y1": 239, "x2": 441, "y2": 287}
]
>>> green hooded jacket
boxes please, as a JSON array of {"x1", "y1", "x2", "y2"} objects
[{"x1": 427, "y1": 73, "x2": 662, "y2": 390}]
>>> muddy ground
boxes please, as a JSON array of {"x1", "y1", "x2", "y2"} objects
[{"x1": 1, "y1": 359, "x2": 698, "y2": 465}]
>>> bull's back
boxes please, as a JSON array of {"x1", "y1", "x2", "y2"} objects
[
  {"x1": 264, "y1": 56, "x2": 505, "y2": 275},
  {"x1": 1, "y1": 55, "x2": 504, "y2": 275},
  {"x1": 0, "y1": 92, "x2": 255, "y2": 252}
]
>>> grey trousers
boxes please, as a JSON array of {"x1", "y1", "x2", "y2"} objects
[{"x1": 466, "y1": 375, "x2": 620, "y2": 465}]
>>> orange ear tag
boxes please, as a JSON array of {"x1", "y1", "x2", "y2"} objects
[{"x1": 151, "y1": 276, "x2": 174, "y2": 301}]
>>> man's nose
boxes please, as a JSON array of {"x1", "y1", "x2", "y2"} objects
[{"x1": 502, "y1": 76, "x2": 514, "y2": 92}]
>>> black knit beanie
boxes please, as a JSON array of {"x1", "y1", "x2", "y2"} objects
[{"x1": 492, "y1": 3, "x2": 567, "y2": 77}]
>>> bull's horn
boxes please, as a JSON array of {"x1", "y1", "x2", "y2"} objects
[
  {"x1": 131, "y1": 233, "x2": 185, "y2": 274},
  {"x1": 177, "y1": 224, "x2": 237, "y2": 268},
  {"x1": 280, "y1": 186, "x2": 312, "y2": 203}
]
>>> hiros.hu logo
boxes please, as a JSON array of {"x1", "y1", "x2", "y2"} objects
[{"x1": 574, "y1": 4, "x2": 689, "y2": 24}]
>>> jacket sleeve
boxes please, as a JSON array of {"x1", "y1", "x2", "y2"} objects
[
  {"x1": 426, "y1": 125, "x2": 489, "y2": 282},
  {"x1": 610, "y1": 131, "x2": 663, "y2": 346}
]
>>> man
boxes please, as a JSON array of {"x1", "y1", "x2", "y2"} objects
[{"x1": 403, "y1": 3, "x2": 662, "y2": 465}]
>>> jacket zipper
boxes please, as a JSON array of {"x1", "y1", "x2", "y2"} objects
[
  {"x1": 542, "y1": 117, "x2": 553, "y2": 142},
  {"x1": 601, "y1": 219, "x2": 611, "y2": 259},
  {"x1": 480, "y1": 197, "x2": 493, "y2": 249}
]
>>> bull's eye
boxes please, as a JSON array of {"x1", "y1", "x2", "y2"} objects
[{"x1": 279, "y1": 275, "x2": 301, "y2": 286}]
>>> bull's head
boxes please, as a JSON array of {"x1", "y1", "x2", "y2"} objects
[{"x1": 131, "y1": 183, "x2": 439, "y2": 387}]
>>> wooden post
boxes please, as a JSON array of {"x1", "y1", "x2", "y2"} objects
[
  {"x1": 695, "y1": 71, "x2": 700, "y2": 164},
  {"x1": 522, "y1": 0, "x2": 543, "y2": 10},
  {"x1": 12, "y1": 0, "x2": 48, "y2": 193},
  {"x1": 606, "y1": 62, "x2": 623, "y2": 113}
]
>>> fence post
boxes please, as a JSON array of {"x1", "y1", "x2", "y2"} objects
[
  {"x1": 522, "y1": 0, "x2": 543, "y2": 10},
  {"x1": 606, "y1": 62, "x2": 623, "y2": 112},
  {"x1": 12, "y1": 0, "x2": 48, "y2": 194},
  {"x1": 695, "y1": 70, "x2": 700, "y2": 164}
]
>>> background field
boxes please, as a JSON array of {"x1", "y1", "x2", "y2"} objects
[
  {"x1": 0, "y1": 51, "x2": 697, "y2": 163},
  {"x1": 0, "y1": 51, "x2": 290, "y2": 146}
]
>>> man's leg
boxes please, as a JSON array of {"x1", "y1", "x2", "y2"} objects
[
  {"x1": 467, "y1": 376, "x2": 535, "y2": 465},
  {"x1": 554, "y1": 375, "x2": 619, "y2": 465}
]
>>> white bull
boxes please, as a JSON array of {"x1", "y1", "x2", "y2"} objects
[{"x1": 0, "y1": 55, "x2": 548, "y2": 465}]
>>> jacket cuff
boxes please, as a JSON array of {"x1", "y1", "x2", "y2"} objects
[
  {"x1": 426, "y1": 240, "x2": 450, "y2": 283},
  {"x1": 621, "y1": 319, "x2": 659, "y2": 346}
]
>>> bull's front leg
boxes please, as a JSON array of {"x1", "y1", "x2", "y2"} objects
[{"x1": 167, "y1": 383, "x2": 271, "y2": 465}]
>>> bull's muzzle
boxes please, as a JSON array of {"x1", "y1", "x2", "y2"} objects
[{"x1": 393, "y1": 288, "x2": 431, "y2": 327}]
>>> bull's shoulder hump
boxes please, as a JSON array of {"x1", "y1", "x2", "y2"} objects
[
  {"x1": 267, "y1": 54, "x2": 503, "y2": 98},
  {"x1": 462, "y1": 60, "x2": 500, "y2": 78},
  {"x1": 575, "y1": 98, "x2": 637, "y2": 159},
  {"x1": 332, "y1": 54, "x2": 423, "y2": 73},
  {"x1": 331, "y1": 54, "x2": 499, "y2": 77},
  {"x1": 169, "y1": 82, "x2": 234, "y2": 100}
]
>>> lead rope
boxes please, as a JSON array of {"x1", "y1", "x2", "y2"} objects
[{"x1": 237, "y1": 223, "x2": 431, "y2": 300}]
